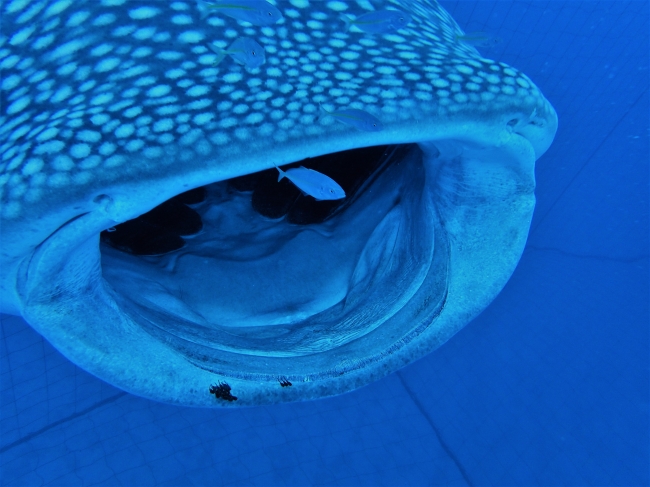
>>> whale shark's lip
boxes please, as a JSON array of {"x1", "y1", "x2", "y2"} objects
[{"x1": 0, "y1": 0, "x2": 558, "y2": 406}]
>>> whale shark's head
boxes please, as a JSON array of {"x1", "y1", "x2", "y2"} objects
[{"x1": 0, "y1": 0, "x2": 557, "y2": 406}]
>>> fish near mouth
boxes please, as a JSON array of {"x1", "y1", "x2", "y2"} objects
[
  {"x1": 15, "y1": 113, "x2": 548, "y2": 407},
  {"x1": 102, "y1": 142, "x2": 446, "y2": 340},
  {"x1": 97, "y1": 142, "x2": 449, "y2": 389},
  {"x1": 0, "y1": 0, "x2": 559, "y2": 407}
]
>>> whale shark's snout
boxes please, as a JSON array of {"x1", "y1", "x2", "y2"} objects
[{"x1": 0, "y1": 0, "x2": 557, "y2": 406}]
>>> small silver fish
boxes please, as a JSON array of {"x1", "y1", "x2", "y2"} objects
[
  {"x1": 209, "y1": 38, "x2": 266, "y2": 69},
  {"x1": 196, "y1": 0, "x2": 211, "y2": 19},
  {"x1": 276, "y1": 165, "x2": 346, "y2": 201},
  {"x1": 342, "y1": 9, "x2": 412, "y2": 34},
  {"x1": 203, "y1": 0, "x2": 283, "y2": 26},
  {"x1": 320, "y1": 105, "x2": 384, "y2": 132},
  {"x1": 455, "y1": 32, "x2": 501, "y2": 48}
]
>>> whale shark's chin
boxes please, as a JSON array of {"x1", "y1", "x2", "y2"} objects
[{"x1": 11, "y1": 119, "x2": 550, "y2": 406}]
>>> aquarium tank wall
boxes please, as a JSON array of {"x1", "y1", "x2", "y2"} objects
[{"x1": 0, "y1": 0, "x2": 647, "y2": 485}]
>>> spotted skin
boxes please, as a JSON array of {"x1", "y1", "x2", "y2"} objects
[
  {"x1": 0, "y1": 0, "x2": 555, "y2": 223},
  {"x1": 0, "y1": 0, "x2": 559, "y2": 407}
]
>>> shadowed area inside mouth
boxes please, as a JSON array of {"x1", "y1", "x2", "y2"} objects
[
  {"x1": 97, "y1": 143, "x2": 448, "y2": 379},
  {"x1": 100, "y1": 145, "x2": 397, "y2": 255}
]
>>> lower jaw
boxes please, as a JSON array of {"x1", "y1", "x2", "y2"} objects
[{"x1": 16, "y1": 136, "x2": 535, "y2": 407}]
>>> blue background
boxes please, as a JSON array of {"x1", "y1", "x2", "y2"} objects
[{"x1": 1, "y1": 1, "x2": 648, "y2": 485}]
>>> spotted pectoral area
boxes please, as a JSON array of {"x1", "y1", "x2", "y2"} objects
[{"x1": 1, "y1": 0, "x2": 557, "y2": 406}]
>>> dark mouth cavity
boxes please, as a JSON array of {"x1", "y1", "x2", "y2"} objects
[{"x1": 100, "y1": 145, "x2": 403, "y2": 256}]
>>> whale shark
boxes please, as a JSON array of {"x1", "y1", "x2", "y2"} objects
[{"x1": 0, "y1": 0, "x2": 557, "y2": 406}]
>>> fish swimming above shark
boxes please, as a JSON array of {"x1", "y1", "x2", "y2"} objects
[
  {"x1": 342, "y1": 9, "x2": 413, "y2": 34},
  {"x1": 201, "y1": 0, "x2": 283, "y2": 26},
  {"x1": 319, "y1": 105, "x2": 384, "y2": 132},
  {"x1": 208, "y1": 37, "x2": 266, "y2": 69},
  {"x1": 0, "y1": 0, "x2": 557, "y2": 407}
]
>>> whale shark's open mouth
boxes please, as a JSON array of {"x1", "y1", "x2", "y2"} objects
[
  {"x1": 14, "y1": 126, "x2": 553, "y2": 406},
  {"x1": 99, "y1": 143, "x2": 447, "y2": 377},
  {"x1": 0, "y1": 0, "x2": 557, "y2": 406}
]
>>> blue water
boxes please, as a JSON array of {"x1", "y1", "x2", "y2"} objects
[{"x1": 1, "y1": 1, "x2": 648, "y2": 485}]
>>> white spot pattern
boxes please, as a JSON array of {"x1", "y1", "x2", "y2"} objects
[{"x1": 0, "y1": 0, "x2": 549, "y2": 216}]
